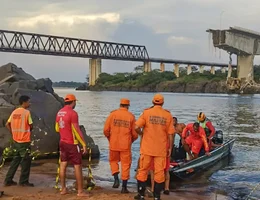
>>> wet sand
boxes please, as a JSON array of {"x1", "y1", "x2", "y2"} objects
[{"x1": 0, "y1": 161, "x2": 228, "y2": 200}]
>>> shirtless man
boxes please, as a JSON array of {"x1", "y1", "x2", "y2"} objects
[{"x1": 173, "y1": 117, "x2": 186, "y2": 136}]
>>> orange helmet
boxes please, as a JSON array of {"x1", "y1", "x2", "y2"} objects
[
  {"x1": 120, "y1": 98, "x2": 130, "y2": 105},
  {"x1": 152, "y1": 94, "x2": 164, "y2": 104},
  {"x1": 64, "y1": 94, "x2": 77, "y2": 102},
  {"x1": 197, "y1": 112, "x2": 206, "y2": 122}
]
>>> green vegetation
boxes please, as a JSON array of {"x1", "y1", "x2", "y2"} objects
[
  {"x1": 52, "y1": 81, "x2": 84, "y2": 88},
  {"x1": 94, "y1": 65, "x2": 260, "y2": 89},
  {"x1": 254, "y1": 65, "x2": 260, "y2": 83},
  {"x1": 94, "y1": 65, "x2": 228, "y2": 88}
]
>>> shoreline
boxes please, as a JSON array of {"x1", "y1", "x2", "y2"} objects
[{"x1": 0, "y1": 161, "x2": 228, "y2": 200}]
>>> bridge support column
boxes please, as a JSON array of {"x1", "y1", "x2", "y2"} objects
[
  {"x1": 210, "y1": 66, "x2": 215, "y2": 75},
  {"x1": 187, "y1": 65, "x2": 192, "y2": 75},
  {"x1": 199, "y1": 65, "x2": 204, "y2": 73},
  {"x1": 89, "y1": 58, "x2": 102, "y2": 86},
  {"x1": 160, "y1": 63, "x2": 165, "y2": 72},
  {"x1": 237, "y1": 55, "x2": 254, "y2": 80},
  {"x1": 174, "y1": 64, "x2": 179, "y2": 77},
  {"x1": 144, "y1": 62, "x2": 151, "y2": 72},
  {"x1": 227, "y1": 64, "x2": 232, "y2": 78},
  {"x1": 221, "y1": 67, "x2": 226, "y2": 73}
]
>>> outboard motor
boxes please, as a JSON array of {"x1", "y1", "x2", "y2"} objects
[{"x1": 212, "y1": 130, "x2": 224, "y2": 144}]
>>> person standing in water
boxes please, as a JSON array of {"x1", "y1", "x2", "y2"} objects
[
  {"x1": 135, "y1": 94, "x2": 175, "y2": 200},
  {"x1": 104, "y1": 98, "x2": 138, "y2": 193}
]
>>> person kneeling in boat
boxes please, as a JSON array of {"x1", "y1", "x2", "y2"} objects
[
  {"x1": 197, "y1": 112, "x2": 215, "y2": 143},
  {"x1": 181, "y1": 122, "x2": 210, "y2": 160}
]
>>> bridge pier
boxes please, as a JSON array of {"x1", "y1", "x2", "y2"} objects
[
  {"x1": 227, "y1": 64, "x2": 232, "y2": 78},
  {"x1": 89, "y1": 58, "x2": 102, "y2": 86},
  {"x1": 160, "y1": 63, "x2": 165, "y2": 72},
  {"x1": 210, "y1": 66, "x2": 215, "y2": 74},
  {"x1": 144, "y1": 62, "x2": 152, "y2": 72},
  {"x1": 237, "y1": 55, "x2": 254, "y2": 80},
  {"x1": 199, "y1": 65, "x2": 204, "y2": 73},
  {"x1": 221, "y1": 67, "x2": 226, "y2": 73},
  {"x1": 187, "y1": 65, "x2": 192, "y2": 75},
  {"x1": 174, "y1": 64, "x2": 179, "y2": 77}
]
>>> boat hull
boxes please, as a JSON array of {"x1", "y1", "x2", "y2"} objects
[{"x1": 170, "y1": 139, "x2": 235, "y2": 180}]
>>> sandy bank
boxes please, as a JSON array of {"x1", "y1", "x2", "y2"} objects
[{"x1": 0, "y1": 161, "x2": 228, "y2": 200}]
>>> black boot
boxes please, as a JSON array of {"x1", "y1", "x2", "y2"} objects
[
  {"x1": 112, "y1": 172, "x2": 120, "y2": 188},
  {"x1": 121, "y1": 180, "x2": 130, "y2": 193},
  {"x1": 134, "y1": 181, "x2": 146, "y2": 200},
  {"x1": 153, "y1": 182, "x2": 164, "y2": 200}
]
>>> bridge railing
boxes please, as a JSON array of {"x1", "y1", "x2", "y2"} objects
[{"x1": 0, "y1": 29, "x2": 149, "y2": 61}]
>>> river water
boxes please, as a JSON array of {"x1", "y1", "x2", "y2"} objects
[{"x1": 54, "y1": 88, "x2": 260, "y2": 200}]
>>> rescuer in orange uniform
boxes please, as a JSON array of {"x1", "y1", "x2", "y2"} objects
[
  {"x1": 181, "y1": 122, "x2": 210, "y2": 160},
  {"x1": 135, "y1": 94, "x2": 175, "y2": 200},
  {"x1": 104, "y1": 98, "x2": 138, "y2": 193},
  {"x1": 149, "y1": 117, "x2": 186, "y2": 197},
  {"x1": 55, "y1": 94, "x2": 89, "y2": 197},
  {"x1": 4, "y1": 95, "x2": 34, "y2": 187}
]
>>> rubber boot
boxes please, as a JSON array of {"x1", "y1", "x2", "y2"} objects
[
  {"x1": 112, "y1": 172, "x2": 120, "y2": 188},
  {"x1": 121, "y1": 180, "x2": 130, "y2": 194},
  {"x1": 134, "y1": 181, "x2": 146, "y2": 200},
  {"x1": 153, "y1": 182, "x2": 164, "y2": 200}
]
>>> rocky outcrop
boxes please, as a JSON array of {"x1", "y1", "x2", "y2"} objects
[
  {"x1": 88, "y1": 80, "x2": 229, "y2": 93},
  {"x1": 75, "y1": 83, "x2": 89, "y2": 91},
  {"x1": 0, "y1": 63, "x2": 100, "y2": 159}
]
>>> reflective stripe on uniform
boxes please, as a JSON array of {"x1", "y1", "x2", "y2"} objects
[{"x1": 12, "y1": 109, "x2": 30, "y2": 133}]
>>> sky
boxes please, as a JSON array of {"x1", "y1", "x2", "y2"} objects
[{"x1": 0, "y1": 0, "x2": 260, "y2": 82}]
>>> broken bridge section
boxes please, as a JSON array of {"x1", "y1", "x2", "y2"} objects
[{"x1": 207, "y1": 26, "x2": 260, "y2": 81}]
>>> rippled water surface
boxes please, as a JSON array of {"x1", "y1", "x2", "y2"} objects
[{"x1": 55, "y1": 88, "x2": 260, "y2": 200}]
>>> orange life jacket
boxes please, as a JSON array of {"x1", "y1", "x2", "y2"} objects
[{"x1": 9, "y1": 108, "x2": 32, "y2": 143}]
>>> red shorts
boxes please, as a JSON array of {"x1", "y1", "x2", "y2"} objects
[
  {"x1": 149, "y1": 157, "x2": 170, "y2": 171},
  {"x1": 59, "y1": 141, "x2": 82, "y2": 165},
  {"x1": 185, "y1": 136, "x2": 203, "y2": 154}
]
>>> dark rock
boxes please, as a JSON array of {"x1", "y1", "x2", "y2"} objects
[
  {"x1": 0, "y1": 82, "x2": 11, "y2": 93},
  {"x1": 156, "y1": 82, "x2": 185, "y2": 92},
  {"x1": 7, "y1": 80, "x2": 38, "y2": 95},
  {"x1": 36, "y1": 78, "x2": 54, "y2": 93},
  {"x1": 0, "y1": 63, "x2": 35, "y2": 82},
  {"x1": 80, "y1": 125, "x2": 100, "y2": 158},
  {"x1": 0, "y1": 107, "x2": 15, "y2": 128},
  {"x1": 0, "y1": 63, "x2": 100, "y2": 159},
  {"x1": 0, "y1": 127, "x2": 11, "y2": 156},
  {"x1": 185, "y1": 82, "x2": 207, "y2": 93},
  {"x1": 52, "y1": 92, "x2": 65, "y2": 106},
  {"x1": 204, "y1": 81, "x2": 227, "y2": 93},
  {"x1": 76, "y1": 83, "x2": 88, "y2": 91},
  {"x1": 0, "y1": 98, "x2": 14, "y2": 108},
  {"x1": 0, "y1": 74, "x2": 16, "y2": 85}
]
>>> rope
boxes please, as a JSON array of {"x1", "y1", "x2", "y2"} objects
[
  {"x1": 1, "y1": 145, "x2": 96, "y2": 191},
  {"x1": 86, "y1": 148, "x2": 96, "y2": 191},
  {"x1": 53, "y1": 148, "x2": 96, "y2": 191},
  {"x1": 54, "y1": 156, "x2": 61, "y2": 190},
  {"x1": 0, "y1": 146, "x2": 58, "y2": 169},
  {"x1": 245, "y1": 182, "x2": 260, "y2": 200}
]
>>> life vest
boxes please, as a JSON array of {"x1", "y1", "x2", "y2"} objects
[
  {"x1": 10, "y1": 108, "x2": 31, "y2": 143},
  {"x1": 198, "y1": 118, "x2": 211, "y2": 137}
]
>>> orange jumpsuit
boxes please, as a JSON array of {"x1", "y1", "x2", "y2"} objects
[
  {"x1": 135, "y1": 106, "x2": 175, "y2": 183},
  {"x1": 182, "y1": 123, "x2": 209, "y2": 154},
  {"x1": 103, "y1": 107, "x2": 138, "y2": 180}
]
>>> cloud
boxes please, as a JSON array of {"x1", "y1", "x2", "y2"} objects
[
  {"x1": 9, "y1": 13, "x2": 121, "y2": 28},
  {"x1": 1, "y1": 0, "x2": 260, "y2": 81},
  {"x1": 167, "y1": 36, "x2": 195, "y2": 46}
]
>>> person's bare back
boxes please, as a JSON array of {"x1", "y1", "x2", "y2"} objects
[{"x1": 175, "y1": 123, "x2": 186, "y2": 135}]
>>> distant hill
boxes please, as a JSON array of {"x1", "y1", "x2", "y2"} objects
[{"x1": 52, "y1": 81, "x2": 85, "y2": 88}]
